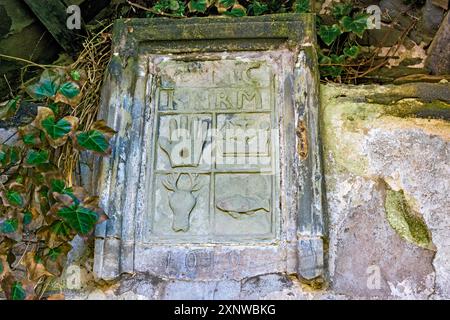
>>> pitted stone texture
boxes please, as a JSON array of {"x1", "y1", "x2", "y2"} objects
[
  {"x1": 322, "y1": 83, "x2": 450, "y2": 299},
  {"x1": 65, "y1": 272, "x2": 353, "y2": 300}
]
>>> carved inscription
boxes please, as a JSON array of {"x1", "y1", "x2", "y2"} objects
[{"x1": 147, "y1": 56, "x2": 279, "y2": 242}]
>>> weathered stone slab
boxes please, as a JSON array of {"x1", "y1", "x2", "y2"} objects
[
  {"x1": 321, "y1": 83, "x2": 450, "y2": 299},
  {"x1": 93, "y1": 14, "x2": 325, "y2": 284}
]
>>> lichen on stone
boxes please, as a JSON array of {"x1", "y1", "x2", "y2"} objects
[{"x1": 384, "y1": 189, "x2": 433, "y2": 250}]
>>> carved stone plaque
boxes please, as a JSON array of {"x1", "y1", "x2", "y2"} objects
[
  {"x1": 148, "y1": 54, "x2": 282, "y2": 242},
  {"x1": 93, "y1": 14, "x2": 325, "y2": 282}
]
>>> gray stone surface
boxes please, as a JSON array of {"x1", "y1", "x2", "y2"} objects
[
  {"x1": 93, "y1": 14, "x2": 325, "y2": 286},
  {"x1": 426, "y1": 12, "x2": 450, "y2": 75}
]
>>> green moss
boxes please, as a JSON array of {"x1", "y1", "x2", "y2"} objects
[
  {"x1": 384, "y1": 189, "x2": 433, "y2": 250},
  {"x1": 384, "y1": 99, "x2": 450, "y2": 120}
]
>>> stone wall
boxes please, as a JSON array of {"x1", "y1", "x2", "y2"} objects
[{"x1": 61, "y1": 81, "x2": 449, "y2": 300}]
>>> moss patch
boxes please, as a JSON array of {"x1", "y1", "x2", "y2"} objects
[{"x1": 384, "y1": 189, "x2": 433, "y2": 250}]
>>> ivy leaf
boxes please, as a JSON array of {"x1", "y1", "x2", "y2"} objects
[
  {"x1": 10, "y1": 281, "x2": 26, "y2": 300},
  {"x1": 55, "y1": 82, "x2": 81, "y2": 107},
  {"x1": 249, "y1": 0, "x2": 268, "y2": 16},
  {"x1": 0, "y1": 146, "x2": 21, "y2": 169},
  {"x1": 1, "y1": 219, "x2": 19, "y2": 233},
  {"x1": 34, "y1": 107, "x2": 79, "y2": 147},
  {"x1": 36, "y1": 221, "x2": 74, "y2": 248},
  {"x1": 223, "y1": 4, "x2": 247, "y2": 17},
  {"x1": 319, "y1": 53, "x2": 345, "y2": 78},
  {"x1": 50, "y1": 179, "x2": 67, "y2": 194},
  {"x1": 318, "y1": 24, "x2": 342, "y2": 46},
  {"x1": 6, "y1": 191, "x2": 23, "y2": 208},
  {"x1": 19, "y1": 125, "x2": 42, "y2": 147},
  {"x1": 57, "y1": 204, "x2": 99, "y2": 235},
  {"x1": 70, "y1": 70, "x2": 81, "y2": 81},
  {"x1": 27, "y1": 79, "x2": 58, "y2": 99},
  {"x1": 25, "y1": 149, "x2": 49, "y2": 166},
  {"x1": 340, "y1": 14, "x2": 369, "y2": 38},
  {"x1": 293, "y1": 0, "x2": 310, "y2": 13},
  {"x1": 216, "y1": 0, "x2": 235, "y2": 13},
  {"x1": 218, "y1": 0, "x2": 235, "y2": 7},
  {"x1": 74, "y1": 121, "x2": 116, "y2": 155},
  {"x1": 0, "y1": 96, "x2": 20, "y2": 120},
  {"x1": 331, "y1": 3, "x2": 352, "y2": 19},
  {"x1": 188, "y1": 0, "x2": 208, "y2": 13},
  {"x1": 343, "y1": 45, "x2": 360, "y2": 59},
  {"x1": 23, "y1": 211, "x2": 32, "y2": 225},
  {"x1": 58, "y1": 82, "x2": 80, "y2": 99},
  {"x1": 75, "y1": 130, "x2": 109, "y2": 153},
  {"x1": 50, "y1": 179, "x2": 74, "y2": 199},
  {"x1": 48, "y1": 102, "x2": 59, "y2": 115},
  {"x1": 25, "y1": 70, "x2": 62, "y2": 100},
  {"x1": 42, "y1": 117, "x2": 72, "y2": 139}
]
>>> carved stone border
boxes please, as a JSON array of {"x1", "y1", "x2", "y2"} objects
[{"x1": 92, "y1": 14, "x2": 325, "y2": 282}]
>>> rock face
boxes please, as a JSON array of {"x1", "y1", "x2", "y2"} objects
[
  {"x1": 322, "y1": 83, "x2": 450, "y2": 299},
  {"x1": 426, "y1": 12, "x2": 450, "y2": 75}
]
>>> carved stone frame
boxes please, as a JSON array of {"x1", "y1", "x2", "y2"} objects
[{"x1": 93, "y1": 14, "x2": 325, "y2": 282}]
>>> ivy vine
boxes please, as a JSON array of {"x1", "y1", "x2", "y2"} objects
[{"x1": 0, "y1": 68, "x2": 115, "y2": 300}]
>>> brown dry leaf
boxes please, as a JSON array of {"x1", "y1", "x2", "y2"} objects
[
  {"x1": 0, "y1": 255, "x2": 10, "y2": 280},
  {"x1": 54, "y1": 91, "x2": 82, "y2": 107},
  {"x1": 23, "y1": 252, "x2": 52, "y2": 282}
]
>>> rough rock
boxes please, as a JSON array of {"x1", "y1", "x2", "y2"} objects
[
  {"x1": 426, "y1": 12, "x2": 450, "y2": 75},
  {"x1": 322, "y1": 83, "x2": 450, "y2": 299}
]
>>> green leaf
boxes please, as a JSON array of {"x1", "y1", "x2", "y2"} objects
[
  {"x1": 42, "y1": 116, "x2": 72, "y2": 139},
  {"x1": 25, "y1": 149, "x2": 49, "y2": 166},
  {"x1": 28, "y1": 78, "x2": 59, "y2": 100},
  {"x1": 1, "y1": 218, "x2": 19, "y2": 233},
  {"x1": 293, "y1": 0, "x2": 310, "y2": 13},
  {"x1": 57, "y1": 204, "x2": 99, "y2": 235},
  {"x1": 343, "y1": 45, "x2": 360, "y2": 59},
  {"x1": 11, "y1": 282, "x2": 26, "y2": 300},
  {"x1": 331, "y1": 3, "x2": 352, "y2": 19},
  {"x1": 188, "y1": 0, "x2": 207, "y2": 12},
  {"x1": 76, "y1": 130, "x2": 109, "y2": 153},
  {"x1": 223, "y1": 4, "x2": 247, "y2": 17},
  {"x1": 47, "y1": 247, "x2": 61, "y2": 262},
  {"x1": 50, "y1": 220, "x2": 72, "y2": 237},
  {"x1": 340, "y1": 14, "x2": 369, "y2": 38},
  {"x1": 70, "y1": 70, "x2": 81, "y2": 81},
  {"x1": 318, "y1": 24, "x2": 342, "y2": 46},
  {"x1": 218, "y1": 0, "x2": 235, "y2": 7},
  {"x1": 51, "y1": 179, "x2": 66, "y2": 193},
  {"x1": 22, "y1": 134, "x2": 37, "y2": 146},
  {"x1": 23, "y1": 212, "x2": 32, "y2": 225},
  {"x1": 0, "y1": 96, "x2": 20, "y2": 120},
  {"x1": 50, "y1": 179, "x2": 73, "y2": 196},
  {"x1": 250, "y1": 0, "x2": 268, "y2": 15},
  {"x1": 48, "y1": 102, "x2": 59, "y2": 115},
  {"x1": 0, "y1": 150, "x2": 5, "y2": 164},
  {"x1": 58, "y1": 82, "x2": 80, "y2": 99},
  {"x1": 6, "y1": 191, "x2": 23, "y2": 207}
]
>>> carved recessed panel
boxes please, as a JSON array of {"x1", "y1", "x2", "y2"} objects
[
  {"x1": 94, "y1": 15, "x2": 325, "y2": 281},
  {"x1": 146, "y1": 53, "x2": 283, "y2": 242}
]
